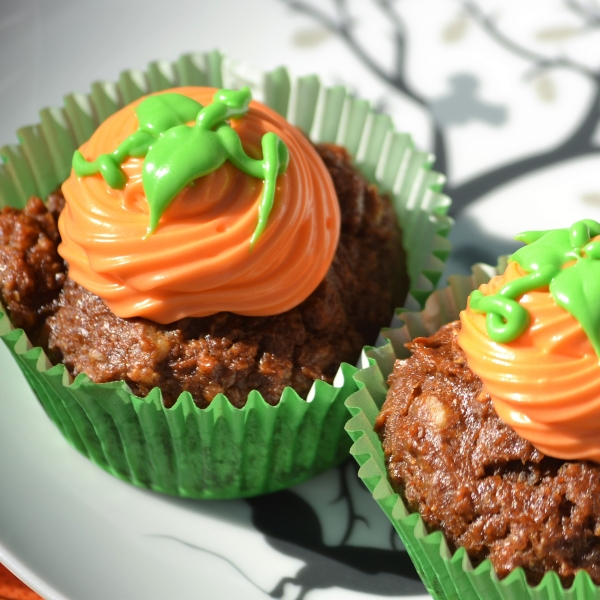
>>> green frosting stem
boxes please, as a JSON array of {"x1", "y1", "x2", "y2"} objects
[
  {"x1": 497, "y1": 265, "x2": 555, "y2": 300},
  {"x1": 72, "y1": 87, "x2": 289, "y2": 245},
  {"x1": 250, "y1": 132, "x2": 289, "y2": 248},
  {"x1": 197, "y1": 88, "x2": 250, "y2": 130},
  {"x1": 470, "y1": 290, "x2": 530, "y2": 343},
  {"x1": 216, "y1": 126, "x2": 288, "y2": 248},
  {"x1": 473, "y1": 219, "x2": 600, "y2": 357},
  {"x1": 73, "y1": 130, "x2": 156, "y2": 189}
]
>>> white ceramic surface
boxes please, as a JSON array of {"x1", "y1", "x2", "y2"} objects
[
  {"x1": 0, "y1": 335, "x2": 428, "y2": 599},
  {"x1": 1, "y1": 0, "x2": 599, "y2": 598}
]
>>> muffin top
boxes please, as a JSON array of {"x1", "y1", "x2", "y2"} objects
[{"x1": 59, "y1": 86, "x2": 340, "y2": 323}]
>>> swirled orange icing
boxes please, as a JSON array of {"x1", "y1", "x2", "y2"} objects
[
  {"x1": 459, "y1": 261, "x2": 600, "y2": 462},
  {"x1": 59, "y1": 87, "x2": 340, "y2": 324}
]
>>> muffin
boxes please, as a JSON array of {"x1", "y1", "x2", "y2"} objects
[
  {"x1": 0, "y1": 51, "x2": 452, "y2": 499},
  {"x1": 346, "y1": 220, "x2": 600, "y2": 598},
  {"x1": 9, "y1": 139, "x2": 404, "y2": 408}
]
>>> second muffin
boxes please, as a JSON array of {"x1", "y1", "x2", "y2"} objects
[{"x1": 348, "y1": 219, "x2": 600, "y2": 598}]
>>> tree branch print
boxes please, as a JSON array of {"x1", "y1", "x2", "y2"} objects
[{"x1": 282, "y1": 0, "x2": 600, "y2": 215}]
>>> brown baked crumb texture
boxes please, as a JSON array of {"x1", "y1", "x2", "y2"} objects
[
  {"x1": 0, "y1": 193, "x2": 65, "y2": 346},
  {"x1": 0, "y1": 144, "x2": 408, "y2": 408},
  {"x1": 376, "y1": 321, "x2": 600, "y2": 586}
]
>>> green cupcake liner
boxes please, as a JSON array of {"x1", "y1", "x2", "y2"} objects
[
  {"x1": 0, "y1": 303, "x2": 358, "y2": 499},
  {"x1": 0, "y1": 50, "x2": 452, "y2": 499},
  {"x1": 345, "y1": 260, "x2": 600, "y2": 599}
]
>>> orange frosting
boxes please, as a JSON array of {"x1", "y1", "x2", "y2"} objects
[
  {"x1": 59, "y1": 87, "x2": 340, "y2": 324},
  {"x1": 459, "y1": 261, "x2": 600, "y2": 462}
]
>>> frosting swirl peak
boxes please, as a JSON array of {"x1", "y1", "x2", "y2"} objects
[
  {"x1": 459, "y1": 220, "x2": 600, "y2": 463},
  {"x1": 59, "y1": 87, "x2": 340, "y2": 324}
]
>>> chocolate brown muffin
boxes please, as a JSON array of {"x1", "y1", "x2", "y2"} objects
[
  {"x1": 376, "y1": 320, "x2": 600, "y2": 586},
  {"x1": 0, "y1": 144, "x2": 407, "y2": 408},
  {"x1": 0, "y1": 193, "x2": 65, "y2": 342}
]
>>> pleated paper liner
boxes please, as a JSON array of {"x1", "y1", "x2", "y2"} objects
[
  {"x1": 345, "y1": 259, "x2": 600, "y2": 600},
  {"x1": 0, "y1": 50, "x2": 452, "y2": 499},
  {"x1": 0, "y1": 303, "x2": 359, "y2": 499}
]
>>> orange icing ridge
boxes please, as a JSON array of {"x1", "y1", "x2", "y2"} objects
[
  {"x1": 59, "y1": 87, "x2": 340, "y2": 324},
  {"x1": 459, "y1": 261, "x2": 600, "y2": 462}
]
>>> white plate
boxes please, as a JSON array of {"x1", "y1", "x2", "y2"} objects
[
  {"x1": 0, "y1": 339, "x2": 429, "y2": 600},
  {"x1": 2, "y1": 0, "x2": 598, "y2": 597}
]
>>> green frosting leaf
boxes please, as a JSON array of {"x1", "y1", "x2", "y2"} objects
[
  {"x1": 472, "y1": 219, "x2": 600, "y2": 357},
  {"x1": 136, "y1": 94, "x2": 203, "y2": 135},
  {"x1": 143, "y1": 127, "x2": 228, "y2": 234},
  {"x1": 72, "y1": 88, "x2": 290, "y2": 245},
  {"x1": 511, "y1": 228, "x2": 580, "y2": 271},
  {"x1": 550, "y1": 258, "x2": 600, "y2": 356}
]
